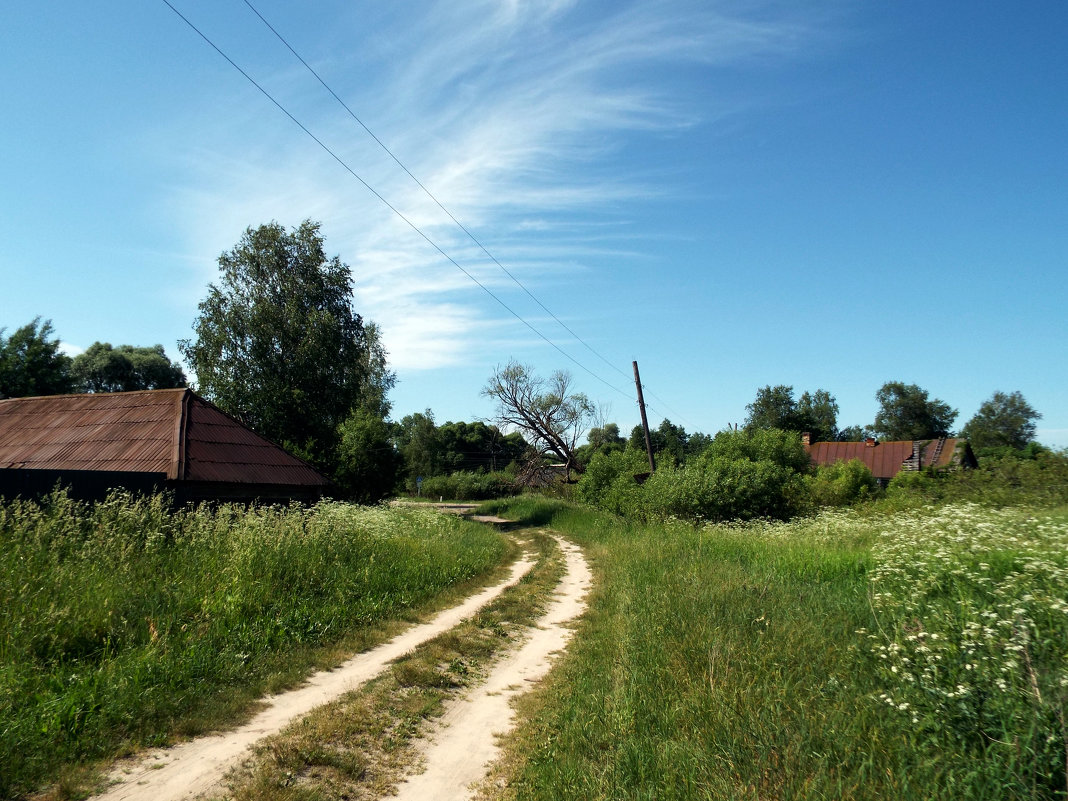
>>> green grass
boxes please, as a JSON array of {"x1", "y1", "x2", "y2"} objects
[
  {"x1": 483, "y1": 498, "x2": 1068, "y2": 800},
  {"x1": 0, "y1": 491, "x2": 512, "y2": 800}
]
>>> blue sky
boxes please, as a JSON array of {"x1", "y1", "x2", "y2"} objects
[{"x1": 3, "y1": 1, "x2": 1066, "y2": 446}]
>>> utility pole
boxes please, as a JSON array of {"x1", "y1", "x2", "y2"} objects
[{"x1": 633, "y1": 360, "x2": 656, "y2": 474}]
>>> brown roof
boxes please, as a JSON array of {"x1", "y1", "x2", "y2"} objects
[
  {"x1": 0, "y1": 389, "x2": 329, "y2": 487},
  {"x1": 806, "y1": 438, "x2": 964, "y2": 480}
]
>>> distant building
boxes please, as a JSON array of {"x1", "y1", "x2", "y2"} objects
[
  {"x1": 803, "y1": 433, "x2": 977, "y2": 486},
  {"x1": 0, "y1": 388, "x2": 332, "y2": 504}
]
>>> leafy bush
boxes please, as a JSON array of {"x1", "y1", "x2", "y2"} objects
[
  {"x1": 577, "y1": 429, "x2": 811, "y2": 523},
  {"x1": 885, "y1": 450, "x2": 1068, "y2": 509},
  {"x1": 576, "y1": 449, "x2": 648, "y2": 516},
  {"x1": 807, "y1": 459, "x2": 879, "y2": 507},
  {"x1": 415, "y1": 470, "x2": 518, "y2": 501}
]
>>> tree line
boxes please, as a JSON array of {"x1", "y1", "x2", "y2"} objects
[
  {"x1": 0, "y1": 320, "x2": 186, "y2": 398},
  {"x1": 4, "y1": 218, "x2": 1046, "y2": 506},
  {"x1": 743, "y1": 382, "x2": 1042, "y2": 453}
]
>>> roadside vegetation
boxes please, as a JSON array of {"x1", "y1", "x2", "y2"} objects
[
  {"x1": 0, "y1": 491, "x2": 511, "y2": 800},
  {"x1": 481, "y1": 497, "x2": 1068, "y2": 801}
]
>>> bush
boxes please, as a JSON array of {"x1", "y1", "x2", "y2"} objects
[
  {"x1": 415, "y1": 471, "x2": 518, "y2": 501},
  {"x1": 807, "y1": 459, "x2": 879, "y2": 507},
  {"x1": 577, "y1": 430, "x2": 812, "y2": 523},
  {"x1": 884, "y1": 450, "x2": 1068, "y2": 509}
]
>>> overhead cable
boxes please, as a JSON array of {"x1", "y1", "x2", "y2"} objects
[
  {"x1": 159, "y1": 0, "x2": 635, "y2": 403},
  {"x1": 240, "y1": 0, "x2": 635, "y2": 387}
]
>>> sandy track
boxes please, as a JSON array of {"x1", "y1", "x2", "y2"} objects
[
  {"x1": 391, "y1": 536, "x2": 591, "y2": 801},
  {"x1": 93, "y1": 555, "x2": 536, "y2": 801}
]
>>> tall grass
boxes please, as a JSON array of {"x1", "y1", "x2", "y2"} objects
[
  {"x1": 486, "y1": 497, "x2": 1068, "y2": 800},
  {"x1": 0, "y1": 490, "x2": 509, "y2": 800}
]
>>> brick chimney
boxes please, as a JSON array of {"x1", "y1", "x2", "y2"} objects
[{"x1": 865, "y1": 437, "x2": 877, "y2": 448}]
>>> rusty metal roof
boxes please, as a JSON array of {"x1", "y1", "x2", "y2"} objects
[
  {"x1": 0, "y1": 389, "x2": 329, "y2": 487},
  {"x1": 806, "y1": 438, "x2": 963, "y2": 479}
]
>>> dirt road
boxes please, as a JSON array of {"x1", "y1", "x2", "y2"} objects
[
  {"x1": 93, "y1": 554, "x2": 536, "y2": 801},
  {"x1": 391, "y1": 536, "x2": 591, "y2": 801}
]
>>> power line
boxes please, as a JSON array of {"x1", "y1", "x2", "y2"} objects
[
  {"x1": 238, "y1": 1, "x2": 701, "y2": 433},
  {"x1": 240, "y1": 0, "x2": 635, "y2": 387},
  {"x1": 159, "y1": 0, "x2": 634, "y2": 404}
]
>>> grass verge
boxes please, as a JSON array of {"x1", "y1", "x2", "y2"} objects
[
  {"x1": 0, "y1": 492, "x2": 514, "y2": 800},
  {"x1": 216, "y1": 527, "x2": 565, "y2": 801},
  {"x1": 481, "y1": 497, "x2": 1068, "y2": 801}
]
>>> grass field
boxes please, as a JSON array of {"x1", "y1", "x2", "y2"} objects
[
  {"x1": 483, "y1": 497, "x2": 1068, "y2": 800},
  {"x1": 0, "y1": 491, "x2": 511, "y2": 800}
]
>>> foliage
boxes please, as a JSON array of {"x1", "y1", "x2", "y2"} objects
[
  {"x1": 70, "y1": 342, "x2": 186, "y2": 393},
  {"x1": 414, "y1": 470, "x2": 519, "y2": 501},
  {"x1": 0, "y1": 317, "x2": 73, "y2": 398},
  {"x1": 807, "y1": 458, "x2": 879, "y2": 507},
  {"x1": 334, "y1": 408, "x2": 402, "y2": 503},
  {"x1": 575, "y1": 448, "x2": 649, "y2": 516},
  {"x1": 873, "y1": 381, "x2": 957, "y2": 440},
  {"x1": 837, "y1": 424, "x2": 875, "y2": 442},
  {"x1": 884, "y1": 449, "x2": 1068, "y2": 509},
  {"x1": 179, "y1": 221, "x2": 394, "y2": 471},
  {"x1": 576, "y1": 422, "x2": 626, "y2": 465},
  {"x1": 483, "y1": 362, "x2": 595, "y2": 479},
  {"x1": 860, "y1": 505, "x2": 1068, "y2": 799},
  {"x1": 394, "y1": 410, "x2": 442, "y2": 480},
  {"x1": 0, "y1": 490, "x2": 507, "y2": 799},
  {"x1": 392, "y1": 411, "x2": 527, "y2": 484},
  {"x1": 436, "y1": 420, "x2": 527, "y2": 474},
  {"x1": 745, "y1": 384, "x2": 839, "y2": 442},
  {"x1": 578, "y1": 429, "x2": 812, "y2": 523},
  {"x1": 962, "y1": 390, "x2": 1042, "y2": 451}
]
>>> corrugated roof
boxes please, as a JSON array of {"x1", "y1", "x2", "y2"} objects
[
  {"x1": 806, "y1": 438, "x2": 963, "y2": 479},
  {"x1": 0, "y1": 389, "x2": 329, "y2": 487}
]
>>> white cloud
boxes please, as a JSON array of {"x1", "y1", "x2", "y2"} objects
[{"x1": 158, "y1": 1, "x2": 813, "y2": 373}]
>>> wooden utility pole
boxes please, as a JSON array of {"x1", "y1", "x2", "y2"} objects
[{"x1": 633, "y1": 360, "x2": 656, "y2": 474}]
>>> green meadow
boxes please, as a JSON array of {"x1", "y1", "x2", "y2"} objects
[
  {"x1": 0, "y1": 492, "x2": 510, "y2": 799},
  {"x1": 484, "y1": 497, "x2": 1068, "y2": 801}
]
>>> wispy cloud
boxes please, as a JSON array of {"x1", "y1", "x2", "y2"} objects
[{"x1": 159, "y1": 0, "x2": 814, "y2": 371}]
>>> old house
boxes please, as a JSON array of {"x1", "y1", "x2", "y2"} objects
[
  {"x1": 803, "y1": 433, "x2": 977, "y2": 486},
  {"x1": 0, "y1": 388, "x2": 332, "y2": 503}
]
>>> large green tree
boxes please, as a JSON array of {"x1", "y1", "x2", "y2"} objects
[
  {"x1": 0, "y1": 318, "x2": 73, "y2": 398},
  {"x1": 872, "y1": 381, "x2": 957, "y2": 440},
  {"x1": 745, "y1": 385, "x2": 839, "y2": 442},
  {"x1": 71, "y1": 343, "x2": 186, "y2": 393},
  {"x1": 179, "y1": 221, "x2": 393, "y2": 469},
  {"x1": 961, "y1": 390, "x2": 1041, "y2": 451}
]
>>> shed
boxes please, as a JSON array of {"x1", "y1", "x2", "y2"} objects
[{"x1": 0, "y1": 389, "x2": 332, "y2": 503}]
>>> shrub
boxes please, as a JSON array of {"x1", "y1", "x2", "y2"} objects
[
  {"x1": 807, "y1": 459, "x2": 879, "y2": 507},
  {"x1": 416, "y1": 471, "x2": 518, "y2": 501},
  {"x1": 577, "y1": 430, "x2": 812, "y2": 523}
]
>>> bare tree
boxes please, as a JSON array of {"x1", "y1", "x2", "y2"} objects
[{"x1": 482, "y1": 361, "x2": 595, "y2": 480}]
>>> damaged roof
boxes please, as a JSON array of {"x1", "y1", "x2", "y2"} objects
[{"x1": 806, "y1": 437, "x2": 969, "y2": 480}]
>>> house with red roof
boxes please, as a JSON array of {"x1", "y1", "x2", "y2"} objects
[
  {"x1": 803, "y1": 433, "x2": 977, "y2": 486},
  {"x1": 0, "y1": 388, "x2": 332, "y2": 503}
]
